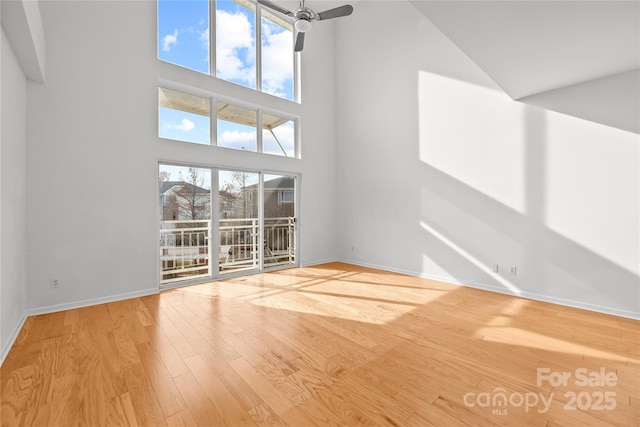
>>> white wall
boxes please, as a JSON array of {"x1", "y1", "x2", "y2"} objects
[
  {"x1": 335, "y1": 1, "x2": 639, "y2": 318},
  {"x1": 25, "y1": 1, "x2": 336, "y2": 312},
  {"x1": 1, "y1": 25, "x2": 28, "y2": 360}
]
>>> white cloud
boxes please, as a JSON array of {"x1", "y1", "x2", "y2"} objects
[
  {"x1": 215, "y1": 9, "x2": 256, "y2": 84},
  {"x1": 261, "y1": 23, "x2": 293, "y2": 96},
  {"x1": 162, "y1": 29, "x2": 179, "y2": 52},
  {"x1": 263, "y1": 122, "x2": 294, "y2": 155},
  {"x1": 165, "y1": 119, "x2": 195, "y2": 132},
  {"x1": 219, "y1": 130, "x2": 256, "y2": 149},
  {"x1": 200, "y1": 27, "x2": 209, "y2": 50}
]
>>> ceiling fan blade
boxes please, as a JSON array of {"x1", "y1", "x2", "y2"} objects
[
  {"x1": 257, "y1": 0, "x2": 294, "y2": 17},
  {"x1": 294, "y1": 32, "x2": 305, "y2": 52},
  {"x1": 316, "y1": 4, "x2": 353, "y2": 20}
]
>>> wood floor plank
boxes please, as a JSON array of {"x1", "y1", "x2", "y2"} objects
[
  {"x1": 136, "y1": 342, "x2": 187, "y2": 418},
  {"x1": 184, "y1": 354, "x2": 258, "y2": 427},
  {"x1": 142, "y1": 324, "x2": 190, "y2": 378},
  {"x1": 108, "y1": 391, "x2": 138, "y2": 427},
  {"x1": 246, "y1": 402, "x2": 287, "y2": 427},
  {"x1": 48, "y1": 374, "x2": 79, "y2": 427},
  {"x1": 0, "y1": 364, "x2": 37, "y2": 426},
  {"x1": 165, "y1": 408, "x2": 198, "y2": 427},
  {"x1": 122, "y1": 361, "x2": 168, "y2": 427},
  {"x1": 1, "y1": 262, "x2": 638, "y2": 426},
  {"x1": 172, "y1": 371, "x2": 229, "y2": 427},
  {"x1": 188, "y1": 337, "x2": 264, "y2": 411},
  {"x1": 228, "y1": 356, "x2": 318, "y2": 426}
]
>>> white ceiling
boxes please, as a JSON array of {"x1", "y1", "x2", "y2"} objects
[{"x1": 410, "y1": 0, "x2": 640, "y2": 133}]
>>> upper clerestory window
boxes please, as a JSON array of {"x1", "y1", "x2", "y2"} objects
[
  {"x1": 158, "y1": 0, "x2": 296, "y2": 102},
  {"x1": 159, "y1": 87, "x2": 297, "y2": 157}
]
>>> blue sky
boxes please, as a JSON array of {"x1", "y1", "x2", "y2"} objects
[
  {"x1": 158, "y1": 0, "x2": 295, "y2": 153},
  {"x1": 158, "y1": 0, "x2": 210, "y2": 74}
]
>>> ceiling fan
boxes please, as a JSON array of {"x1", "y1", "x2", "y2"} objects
[{"x1": 257, "y1": 0, "x2": 353, "y2": 52}]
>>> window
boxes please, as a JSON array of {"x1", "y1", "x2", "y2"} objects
[
  {"x1": 262, "y1": 113, "x2": 294, "y2": 157},
  {"x1": 279, "y1": 190, "x2": 294, "y2": 205},
  {"x1": 215, "y1": 0, "x2": 256, "y2": 90},
  {"x1": 158, "y1": 0, "x2": 296, "y2": 101},
  {"x1": 159, "y1": 86, "x2": 297, "y2": 157},
  {"x1": 260, "y1": 8, "x2": 294, "y2": 100},
  {"x1": 158, "y1": 88, "x2": 210, "y2": 144},
  {"x1": 217, "y1": 103, "x2": 257, "y2": 152},
  {"x1": 157, "y1": 0, "x2": 210, "y2": 74}
]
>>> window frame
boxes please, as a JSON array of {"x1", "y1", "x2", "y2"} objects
[
  {"x1": 158, "y1": 82, "x2": 300, "y2": 158},
  {"x1": 157, "y1": 0, "x2": 299, "y2": 102}
]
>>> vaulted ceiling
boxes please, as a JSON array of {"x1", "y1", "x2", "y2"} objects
[
  {"x1": 3, "y1": 0, "x2": 638, "y2": 133},
  {"x1": 410, "y1": 0, "x2": 639, "y2": 133}
]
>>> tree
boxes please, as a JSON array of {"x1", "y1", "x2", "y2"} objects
[
  {"x1": 230, "y1": 170, "x2": 254, "y2": 219},
  {"x1": 176, "y1": 168, "x2": 211, "y2": 220}
]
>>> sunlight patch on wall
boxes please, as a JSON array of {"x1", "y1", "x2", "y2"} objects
[
  {"x1": 543, "y1": 113, "x2": 640, "y2": 275},
  {"x1": 418, "y1": 71, "x2": 526, "y2": 214},
  {"x1": 420, "y1": 221, "x2": 522, "y2": 296}
]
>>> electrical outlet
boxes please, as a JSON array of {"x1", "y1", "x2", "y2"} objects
[
  {"x1": 509, "y1": 267, "x2": 517, "y2": 275},
  {"x1": 51, "y1": 278, "x2": 60, "y2": 288}
]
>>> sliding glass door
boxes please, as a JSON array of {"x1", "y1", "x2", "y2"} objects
[
  {"x1": 263, "y1": 174, "x2": 296, "y2": 269},
  {"x1": 159, "y1": 165, "x2": 212, "y2": 285},
  {"x1": 159, "y1": 164, "x2": 297, "y2": 287},
  {"x1": 218, "y1": 170, "x2": 260, "y2": 275}
]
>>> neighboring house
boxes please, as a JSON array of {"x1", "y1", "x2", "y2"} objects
[
  {"x1": 246, "y1": 176, "x2": 295, "y2": 219},
  {"x1": 219, "y1": 189, "x2": 240, "y2": 219},
  {"x1": 160, "y1": 181, "x2": 211, "y2": 221},
  {"x1": 160, "y1": 177, "x2": 294, "y2": 222}
]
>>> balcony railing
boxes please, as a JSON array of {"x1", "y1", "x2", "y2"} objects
[{"x1": 160, "y1": 217, "x2": 296, "y2": 284}]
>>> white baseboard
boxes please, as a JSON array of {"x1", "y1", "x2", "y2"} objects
[
  {"x1": 300, "y1": 257, "x2": 338, "y2": 267},
  {"x1": 339, "y1": 258, "x2": 640, "y2": 321},
  {"x1": 25, "y1": 287, "x2": 160, "y2": 317},
  {"x1": 1, "y1": 312, "x2": 28, "y2": 366}
]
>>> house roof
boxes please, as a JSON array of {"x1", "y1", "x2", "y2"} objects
[
  {"x1": 245, "y1": 176, "x2": 295, "y2": 191},
  {"x1": 160, "y1": 181, "x2": 210, "y2": 195},
  {"x1": 264, "y1": 176, "x2": 295, "y2": 190}
]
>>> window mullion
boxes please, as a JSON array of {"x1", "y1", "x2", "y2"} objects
[
  {"x1": 294, "y1": 36, "x2": 300, "y2": 102},
  {"x1": 210, "y1": 1, "x2": 216, "y2": 77},
  {"x1": 211, "y1": 97, "x2": 217, "y2": 146},
  {"x1": 257, "y1": 110, "x2": 263, "y2": 153},
  {"x1": 210, "y1": 168, "x2": 219, "y2": 279},
  {"x1": 256, "y1": 3, "x2": 262, "y2": 92},
  {"x1": 258, "y1": 173, "x2": 264, "y2": 271}
]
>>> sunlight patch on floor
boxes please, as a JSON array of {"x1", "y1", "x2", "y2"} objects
[
  {"x1": 245, "y1": 284, "x2": 420, "y2": 325},
  {"x1": 476, "y1": 327, "x2": 632, "y2": 363}
]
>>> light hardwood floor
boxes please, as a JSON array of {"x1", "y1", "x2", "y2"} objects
[{"x1": 1, "y1": 262, "x2": 638, "y2": 426}]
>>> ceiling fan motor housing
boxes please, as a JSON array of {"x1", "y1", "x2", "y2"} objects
[{"x1": 295, "y1": 7, "x2": 315, "y2": 21}]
